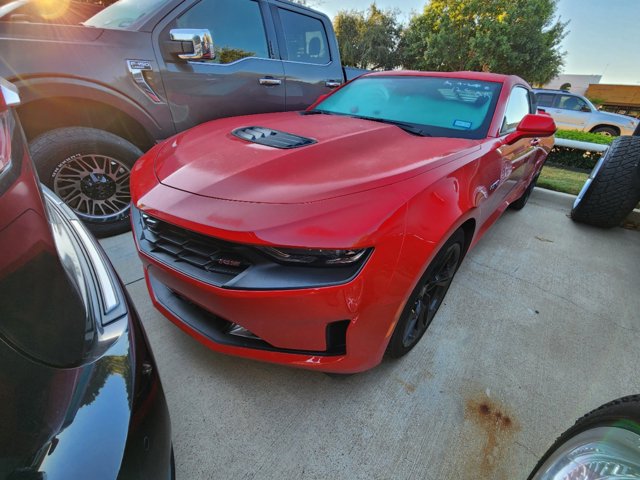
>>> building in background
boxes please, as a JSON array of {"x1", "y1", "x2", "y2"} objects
[
  {"x1": 543, "y1": 74, "x2": 602, "y2": 96},
  {"x1": 585, "y1": 84, "x2": 640, "y2": 119}
]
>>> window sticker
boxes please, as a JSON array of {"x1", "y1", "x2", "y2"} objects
[{"x1": 453, "y1": 119, "x2": 472, "y2": 129}]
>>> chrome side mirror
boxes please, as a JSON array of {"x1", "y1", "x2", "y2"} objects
[{"x1": 169, "y1": 29, "x2": 215, "y2": 61}]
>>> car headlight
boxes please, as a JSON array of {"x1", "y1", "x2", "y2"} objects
[{"x1": 257, "y1": 246, "x2": 370, "y2": 266}]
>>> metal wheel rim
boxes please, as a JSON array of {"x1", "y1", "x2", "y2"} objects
[
  {"x1": 531, "y1": 426, "x2": 640, "y2": 480},
  {"x1": 52, "y1": 154, "x2": 131, "y2": 223},
  {"x1": 402, "y1": 243, "x2": 461, "y2": 348},
  {"x1": 574, "y1": 154, "x2": 606, "y2": 209}
]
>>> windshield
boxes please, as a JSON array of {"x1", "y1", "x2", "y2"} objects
[
  {"x1": 314, "y1": 76, "x2": 502, "y2": 139},
  {"x1": 84, "y1": 0, "x2": 169, "y2": 30}
]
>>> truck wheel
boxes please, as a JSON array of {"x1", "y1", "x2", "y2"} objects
[
  {"x1": 570, "y1": 136, "x2": 640, "y2": 228},
  {"x1": 528, "y1": 395, "x2": 640, "y2": 480},
  {"x1": 510, "y1": 171, "x2": 540, "y2": 211},
  {"x1": 29, "y1": 127, "x2": 143, "y2": 238},
  {"x1": 387, "y1": 229, "x2": 464, "y2": 359},
  {"x1": 591, "y1": 126, "x2": 618, "y2": 137}
]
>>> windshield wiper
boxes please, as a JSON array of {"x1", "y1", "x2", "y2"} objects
[
  {"x1": 301, "y1": 109, "x2": 336, "y2": 116},
  {"x1": 354, "y1": 116, "x2": 432, "y2": 137}
]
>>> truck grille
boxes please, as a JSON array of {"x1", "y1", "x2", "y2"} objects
[{"x1": 136, "y1": 211, "x2": 251, "y2": 285}]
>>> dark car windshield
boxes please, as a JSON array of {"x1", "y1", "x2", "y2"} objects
[
  {"x1": 313, "y1": 76, "x2": 503, "y2": 139},
  {"x1": 84, "y1": 0, "x2": 169, "y2": 30}
]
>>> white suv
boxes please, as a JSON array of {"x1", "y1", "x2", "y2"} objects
[{"x1": 534, "y1": 89, "x2": 639, "y2": 136}]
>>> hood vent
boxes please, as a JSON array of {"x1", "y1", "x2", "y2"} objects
[{"x1": 232, "y1": 126, "x2": 316, "y2": 149}]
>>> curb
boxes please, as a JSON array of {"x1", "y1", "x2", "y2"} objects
[{"x1": 532, "y1": 187, "x2": 640, "y2": 228}]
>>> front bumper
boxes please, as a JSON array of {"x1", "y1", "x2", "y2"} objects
[{"x1": 132, "y1": 209, "x2": 407, "y2": 374}]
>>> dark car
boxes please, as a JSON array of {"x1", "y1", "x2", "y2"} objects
[{"x1": 0, "y1": 78, "x2": 173, "y2": 479}]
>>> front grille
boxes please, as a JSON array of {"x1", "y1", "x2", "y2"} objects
[
  {"x1": 232, "y1": 126, "x2": 316, "y2": 149},
  {"x1": 137, "y1": 212, "x2": 251, "y2": 285}
]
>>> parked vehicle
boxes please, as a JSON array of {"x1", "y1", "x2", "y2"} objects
[
  {"x1": 130, "y1": 71, "x2": 556, "y2": 374},
  {"x1": 534, "y1": 88, "x2": 639, "y2": 137},
  {"x1": 0, "y1": 78, "x2": 173, "y2": 479},
  {"x1": 0, "y1": 0, "x2": 356, "y2": 237},
  {"x1": 529, "y1": 395, "x2": 640, "y2": 479}
]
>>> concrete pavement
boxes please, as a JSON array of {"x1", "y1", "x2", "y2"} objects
[{"x1": 101, "y1": 188, "x2": 640, "y2": 480}]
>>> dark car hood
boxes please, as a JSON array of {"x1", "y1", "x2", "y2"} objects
[{"x1": 155, "y1": 112, "x2": 481, "y2": 204}]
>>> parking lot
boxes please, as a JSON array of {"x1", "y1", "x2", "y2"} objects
[{"x1": 101, "y1": 188, "x2": 640, "y2": 480}]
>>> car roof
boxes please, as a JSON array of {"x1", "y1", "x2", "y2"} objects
[{"x1": 363, "y1": 70, "x2": 524, "y2": 85}]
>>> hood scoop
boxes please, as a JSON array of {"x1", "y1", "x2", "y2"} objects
[{"x1": 232, "y1": 126, "x2": 316, "y2": 149}]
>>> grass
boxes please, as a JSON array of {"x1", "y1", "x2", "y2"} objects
[{"x1": 537, "y1": 164, "x2": 588, "y2": 196}]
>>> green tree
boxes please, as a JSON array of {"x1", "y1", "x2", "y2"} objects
[
  {"x1": 334, "y1": 4, "x2": 403, "y2": 70},
  {"x1": 401, "y1": 0, "x2": 568, "y2": 84}
]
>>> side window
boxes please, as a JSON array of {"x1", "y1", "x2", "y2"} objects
[
  {"x1": 536, "y1": 93, "x2": 555, "y2": 108},
  {"x1": 278, "y1": 9, "x2": 330, "y2": 65},
  {"x1": 557, "y1": 95, "x2": 589, "y2": 112},
  {"x1": 501, "y1": 87, "x2": 531, "y2": 134},
  {"x1": 176, "y1": 0, "x2": 269, "y2": 64}
]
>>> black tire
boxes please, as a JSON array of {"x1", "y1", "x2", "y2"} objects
[
  {"x1": 386, "y1": 229, "x2": 465, "y2": 359},
  {"x1": 528, "y1": 395, "x2": 640, "y2": 480},
  {"x1": 29, "y1": 127, "x2": 143, "y2": 238},
  {"x1": 591, "y1": 125, "x2": 619, "y2": 137},
  {"x1": 570, "y1": 136, "x2": 640, "y2": 228},
  {"x1": 510, "y1": 171, "x2": 540, "y2": 211}
]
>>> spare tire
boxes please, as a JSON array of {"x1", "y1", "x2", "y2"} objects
[{"x1": 570, "y1": 136, "x2": 640, "y2": 228}]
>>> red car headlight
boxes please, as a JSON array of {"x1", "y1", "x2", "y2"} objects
[{"x1": 257, "y1": 246, "x2": 370, "y2": 266}]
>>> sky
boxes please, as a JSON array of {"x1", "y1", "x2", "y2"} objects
[{"x1": 312, "y1": 0, "x2": 640, "y2": 85}]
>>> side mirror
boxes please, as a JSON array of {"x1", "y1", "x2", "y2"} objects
[
  {"x1": 169, "y1": 29, "x2": 215, "y2": 61},
  {"x1": 0, "y1": 79, "x2": 20, "y2": 112},
  {"x1": 504, "y1": 114, "x2": 556, "y2": 145}
]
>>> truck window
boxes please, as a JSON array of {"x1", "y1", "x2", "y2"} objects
[
  {"x1": 557, "y1": 95, "x2": 590, "y2": 112},
  {"x1": 535, "y1": 93, "x2": 555, "y2": 108},
  {"x1": 278, "y1": 9, "x2": 330, "y2": 65},
  {"x1": 176, "y1": 0, "x2": 269, "y2": 64}
]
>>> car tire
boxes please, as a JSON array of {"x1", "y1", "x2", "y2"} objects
[
  {"x1": 386, "y1": 229, "x2": 465, "y2": 359},
  {"x1": 29, "y1": 127, "x2": 143, "y2": 238},
  {"x1": 528, "y1": 395, "x2": 640, "y2": 480},
  {"x1": 510, "y1": 171, "x2": 540, "y2": 211},
  {"x1": 570, "y1": 136, "x2": 640, "y2": 228},
  {"x1": 591, "y1": 125, "x2": 618, "y2": 137}
]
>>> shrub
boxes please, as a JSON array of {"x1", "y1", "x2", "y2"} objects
[
  {"x1": 545, "y1": 130, "x2": 610, "y2": 171},
  {"x1": 555, "y1": 129, "x2": 614, "y2": 145}
]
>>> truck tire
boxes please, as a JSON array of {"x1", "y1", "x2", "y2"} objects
[
  {"x1": 29, "y1": 127, "x2": 143, "y2": 237},
  {"x1": 590, "y1": 125, "x2": 618, "y2": 137},
  {"x1": 570, "y1": 136, "x2": 640, "y2": 228},
  {"x1": 528, "y1": 395, "x2": 640, "y2": 480}
]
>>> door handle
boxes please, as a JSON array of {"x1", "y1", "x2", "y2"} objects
[
  {"x1": 325, "y1": 81, "x2": 342, "y2": 88},
  {"x1": 259, "y1": 77, "x2": 282, "y2": 86}
]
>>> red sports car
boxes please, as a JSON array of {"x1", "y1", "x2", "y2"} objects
[{"x1": 131, "y1": 71, "x2": 555, "y2": 373}]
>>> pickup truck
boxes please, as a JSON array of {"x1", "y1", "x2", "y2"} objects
[{"x1": 0, "y1": 0, "x2": 357, "y2": 236}]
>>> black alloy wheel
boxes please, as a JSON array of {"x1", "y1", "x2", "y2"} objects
[{"x1": 387, "y1": 229, "x2": 465, "y2": 358}]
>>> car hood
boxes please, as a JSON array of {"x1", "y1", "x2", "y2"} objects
[
  {"x1": 155, "y1": 112, "x2": 481, "y2": 204},
  {"x1": 594, "y1": 110, "x2": 638, "y2": 124}
]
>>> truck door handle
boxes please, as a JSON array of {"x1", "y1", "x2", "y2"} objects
[
  {"x1": 259, "y1": 77, "x2": 282, "y2": 86},
  {"x1": 325, "y1": 81, "x2": 342, "y2": 88}
]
